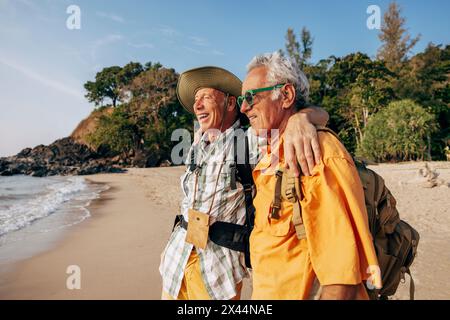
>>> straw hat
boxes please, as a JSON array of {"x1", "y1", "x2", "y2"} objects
[{"x1": 177, "y1": 66, "x2": 242, "y2": 114}]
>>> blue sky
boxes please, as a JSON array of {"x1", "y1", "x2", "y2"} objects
[{"x1": 1, "y1": 0, "x2": 449, "y2": 157}]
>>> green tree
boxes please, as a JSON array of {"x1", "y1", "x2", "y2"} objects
[
  {"x1": 348, "y1": 62, "x2": 395, "y2": 146},
  {"x1": 128, "y1": 67, "x2": 194, "y2": 165},
  {"x1": 87, "y1": 105, "x2": 138, "y2": 156},
  {"x1": 397, "y1": 43, "x2": 450, "y2": 158},
  {"x1": 144, "y1": 61, "x2": 163, "y2": 71},
  {"x1": 84, "y1": 62, "x2": 145, "y2": 108},
  {"x1": 88, "y1": 64, "x2": 194, "y2": 166},
  {"x1": 285, "y1": 28, "x2": 301, "y2": 68},
  {"x1": 118, "y1": 62, "x2": 144, "y2": 87},
  {"x1": 306, "y1": 57, "x2": 334, "y2": 105},
  {"x1": 300, "y1": 27, "x2": 313, "y2": 64},
  {"x1": 357, "y1": 99, "x2": 436, "y2": 162},
  {"x1": 84, "y1": 66, "x2": 122, "y2": 108},
  {"x1": 377, "y1": 2, "x2": 420, "y2": 73},
  {"x1": 284, "y1": 27, "x2": 313, "y2": 70},
  {"x1": 320, "y1": 53, "x2": 394, "y2": 152}
]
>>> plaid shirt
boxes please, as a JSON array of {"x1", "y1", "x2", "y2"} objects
[{"x1": 160, "y1": 120, "x2": 254, "y2": 300}]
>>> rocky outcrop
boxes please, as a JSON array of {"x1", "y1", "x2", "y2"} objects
[
  {"x1": 70, "y1": 106, "x2": 114, "y2": 147},
  {"x1": 0, "y1": 137, "x2": 125, "y2": 177},
  {"x1": 0, "y1": 106, "x2": 176, "y2": 177}
]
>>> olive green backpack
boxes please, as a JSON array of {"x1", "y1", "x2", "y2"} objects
[{"x1": 272, "y1": 126, "x2": 420, "y2": 300}]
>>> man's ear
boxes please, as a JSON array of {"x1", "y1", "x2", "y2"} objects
[
  {"x1": 281, "y1": 84, "x2": 296, "y2": 110},
  {"x1": 227, "y1": 96, "x2": 237, "y2": 111}
]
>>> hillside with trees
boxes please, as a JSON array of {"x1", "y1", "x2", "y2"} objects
[{"x1": 82, "y1": 62, "x2": 194, "y2": 167}]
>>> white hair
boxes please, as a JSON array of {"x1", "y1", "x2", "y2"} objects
[{"x1": 246, "y1": 51, "x2": 309, "y2": 108}]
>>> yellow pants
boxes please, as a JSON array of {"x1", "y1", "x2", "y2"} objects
[{"x1": 161, "y1": 250, "x2": 242, "y2": 300}]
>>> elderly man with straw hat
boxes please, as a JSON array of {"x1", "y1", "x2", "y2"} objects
[{"x1": 159, "y1": 66, "x2": 329, "y2": 300}]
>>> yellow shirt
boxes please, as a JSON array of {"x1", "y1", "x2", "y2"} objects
[{"x1": 250, "y1": 131, "x2": 380, "y2": 299}]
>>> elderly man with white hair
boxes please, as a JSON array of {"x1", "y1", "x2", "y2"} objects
[{"x1": 239, "y1": 52, "x2": 381, "y2": 300}]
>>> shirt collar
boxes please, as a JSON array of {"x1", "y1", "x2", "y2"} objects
[
  {"x1": 254, "y1": 133, "x2": 285, "y2": 173},
  {"x1": 199, "y1": 119, "x2": 241, "y2": 149}
]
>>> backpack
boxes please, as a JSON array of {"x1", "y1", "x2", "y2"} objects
[{"x1": 271, "y1": 126, "x2": 420, "y2": 300}]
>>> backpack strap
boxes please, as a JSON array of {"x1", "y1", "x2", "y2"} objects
[
  {"x1": 316, "y1": 125, "x2": 341, "y2": 141},
  {"x1": 270, "y1": 170, "x2": 283, "y2": 219},
  {"x1": 271, "y1": 167, "x2": 307, "y2": 240},
  {"x1": 282, "y1": 168, "x2": 307, "y2": 240},
  {"x1": 234, "y1": 132, "x2": 255, "y2": 226},
  {"x1": 406, "y1": 268, "x2": 415, "y2": 300},
  {"x1": 270, "y1": 126, "x2": 333, "y2": 225},
  {"x1": 188, "y1": 144, "x2": 200, "y2": 172},
  {"x1": 233, "y1": 131, "x2": 256, "y2": 268},
  {"x1": 400, "y1": 226, "x2": 416, "y2": 301}
]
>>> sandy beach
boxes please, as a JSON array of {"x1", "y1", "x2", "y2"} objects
[{"x1": 0, "y1": 162, "x2": 449, "y2": 300}]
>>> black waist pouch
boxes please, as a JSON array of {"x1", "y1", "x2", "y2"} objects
[
  {"x1": 209, "y1": 221, "x2": 250, "y2": 253},
  {"x1": 172, "y1": 218, "x2": 253, "y2": 268}
]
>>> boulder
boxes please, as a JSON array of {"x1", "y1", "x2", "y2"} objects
[{"x1": 0, "y1": 137, "x2": 125, "y2": 177}]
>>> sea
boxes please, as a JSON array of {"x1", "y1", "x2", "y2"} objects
[{"x1": 0, "y1": 175, "x2": 108, "y2": 267}]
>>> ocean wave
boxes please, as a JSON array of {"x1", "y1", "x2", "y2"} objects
[{"x1": 0, "y1": 177, "x2": 96, "y2": 236}]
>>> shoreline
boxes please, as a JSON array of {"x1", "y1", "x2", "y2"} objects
[
  {"x1": 0, "y1": 177, "x2": 107, "y2": 269},
  {"x1": 0, "y1": 168, "x2": 182, "y2": 299}
]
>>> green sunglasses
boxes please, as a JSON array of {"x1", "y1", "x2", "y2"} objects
[{"x1": 237, "y1": 84, "x2": 285, "y2": 108}]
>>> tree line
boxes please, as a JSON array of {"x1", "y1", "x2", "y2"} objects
[{"x1": 84, "y1": 2, "x2": 449, "y2": 165}]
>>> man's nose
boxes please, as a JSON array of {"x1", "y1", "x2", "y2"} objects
[
  {"x1": 194, "y1": 99, "x2": 204, "y2": 112},
  {"x1": 240, "y1": 101, "x2": 251, "y2": 114}
]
